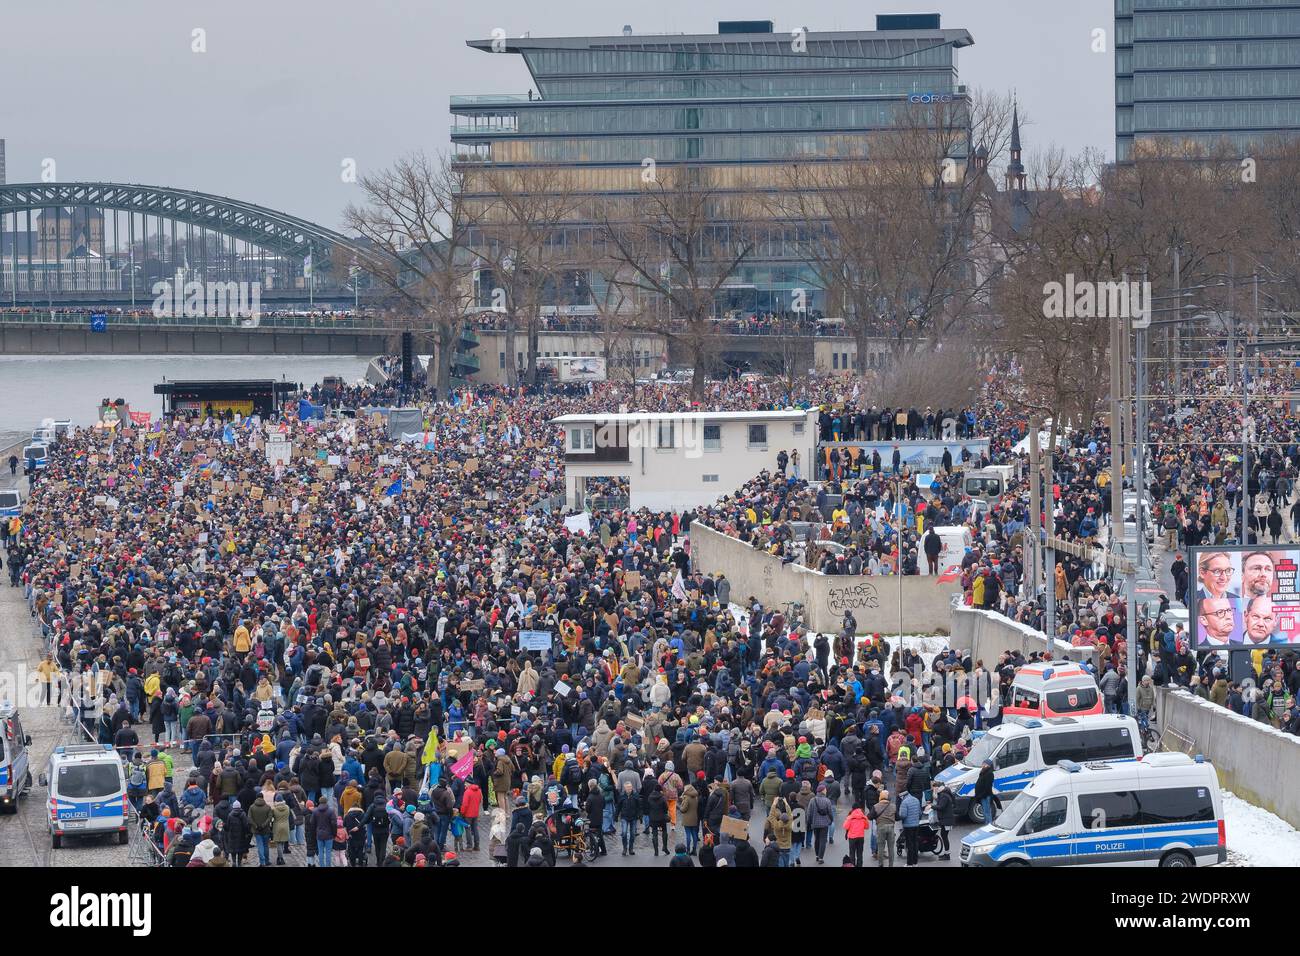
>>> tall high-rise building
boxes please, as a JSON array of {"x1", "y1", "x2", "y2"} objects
[
  {"x1": 1116, "y1": 0, "x2": 1300, "y2": 160},
  {"x1": 451, "y1": 17, "x2": 973, "y2": 316}
]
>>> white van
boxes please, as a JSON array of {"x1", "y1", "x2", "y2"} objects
[
  {"x1": 963, "y1": 465, "x2": 1014, "y2": 500},
  {"x1": 42, "y1": 744, "x2": 129, "y2": 848},
  {"x1": 934, "y1": 714, "x2": 1141, "y2": 823},
  {"x1": 0, "y1": 703, "x2": 33, "y2": 813},
  {"x1": 922, "y1": 524, "x2": 971, "y2": 577},
  {"x1": 960, "y1": 752, "x2": 1226, "y2": 867},
  {"x1": 22, "y1": 444, "x2": 48, "y2": 472}
]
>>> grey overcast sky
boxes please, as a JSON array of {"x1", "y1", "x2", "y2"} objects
[{"x1": 1, "y1": 0, "x2": 1113, "y2": 228}]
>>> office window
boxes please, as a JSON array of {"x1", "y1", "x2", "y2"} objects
[
  {"x1": 793, "y1": 422, "x2": 805, "y2": 434},
  {"x1": 499, "y1": 351, "x2": 505, "y2": 369},
  {"x1": 832, "y1": 353, "x2": 840, "y2": 370},
  {"x1": 703, "y1": 474, "x2": 719, "y2": 483},
  {"x1": 1079, "y1": 791, "x2": 1141, "y2": 830},
  {"x1": 656, "y1": 421, "x2": 675, "y2": 448},
  {"x1": 747, "y1": 423, "x2": 768, "y2": 447},
  {"x1": 703, "y1": 424, "x2": 721, "y2": 450}
]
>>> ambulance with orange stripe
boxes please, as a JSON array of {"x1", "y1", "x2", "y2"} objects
[{"x1": 1003, "y1": 661, "x2": 1104, "y2": 719}]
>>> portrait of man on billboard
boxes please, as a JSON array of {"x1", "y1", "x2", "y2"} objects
[
  {"x1": 1196, "y1": 595, "x2": 1239, "y2": 647},
  {"x1": 1196, "y1": 551, "x2": 1239, "y2": 602},
  {"x1": 1240, "y1": 551, "x2": 1277, "y2": 600},
  {"x1": 1242, "y1": 595, "x2": 1283, "y2": 645}
]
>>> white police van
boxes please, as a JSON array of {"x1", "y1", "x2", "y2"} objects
[
  {"x1": 41, "y1": 744, "x2": 129, "y2": 848},
  {"x1": 960, "y1": 753, "x2": 1226, "y2": 867},
  {"x1": 0, "y1": 704, "x2": 33, "y2": 813},
  {"x1": 935, "y1": 714, "x2": 1141, "y2": 823},
  {"x1": 0, "y1": 489, "x2": 20, "y2": 520}
]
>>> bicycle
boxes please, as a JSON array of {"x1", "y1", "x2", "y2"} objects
[{"x1": 1136, "y1": 709, "x2": 1161, "y2": 754}]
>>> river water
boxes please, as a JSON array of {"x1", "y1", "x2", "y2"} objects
[{"x1": 0, "y1": 354, "x2": 373, "y2": 449}]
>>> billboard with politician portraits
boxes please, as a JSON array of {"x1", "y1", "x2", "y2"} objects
[{"x1": 1190, "y1": 546, "x2": 1300, "y2": 649}]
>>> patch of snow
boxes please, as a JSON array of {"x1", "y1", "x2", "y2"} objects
[{"x1": 1221, "y1": 789, "x2": 1300, "y2": 867}]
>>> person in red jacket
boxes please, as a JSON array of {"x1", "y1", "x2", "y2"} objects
[
  {"x1": 904, "y1": 709, "x2": 925, "y2": 749},
  {"x1": 842, "y1": 804, "x2": 870, "y2": 867},
  {"x1": 460, "y1": 782, "x2": 483, "y2": 852}
]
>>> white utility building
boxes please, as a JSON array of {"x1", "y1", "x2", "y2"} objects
[{"x1": 552, "y1": 409, "x2": 817, "y2": 512}]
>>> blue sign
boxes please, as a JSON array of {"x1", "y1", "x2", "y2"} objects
[{"x1": 90, "y1": 313, "x2": 107, "y2": 333}]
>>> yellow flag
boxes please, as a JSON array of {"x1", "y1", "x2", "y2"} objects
[{"x1": 421, "y1": 728, "x2": 440, "y2": 765}]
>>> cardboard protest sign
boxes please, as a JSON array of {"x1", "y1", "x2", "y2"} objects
[
  {"x1": 348, "y1": 461, "x2": 361, "y2": 475},
  {"x1": 250, "y1": 487, "x2": 264, "y2": 500},
  {"x1": 411, "y1": 480, "x2": 427, "y2": 492},
  {"x1": 720, "y1": 816, "x2": 749, "y2": 840},
  {"x1": 419, "y1": 465, "x2": 431, "y2": 477},
  {"x1": 461, "y1": 679, "x2": 485, "y2": 692},
  {"x1": 464, "y1": 458, "x2": 480, "y2": 474},
  {"x1": 554, "y1": 680, "x2": 571, "y2": 698},
  {"x1": 320, "y1": 467, "x2": 336, "y2": 482}
]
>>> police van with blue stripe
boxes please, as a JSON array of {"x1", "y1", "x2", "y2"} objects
[
  {"x1": 935, "y1": 714, "x2": 1142, "y2": 823},
  {"x1": 0, "y1": 704, "x2": 33, "y2": 812},
  {"x1": 41, "y1": 744, "x2": 129, "y2": 848},
  {"x1": 960, "y1": 753, "x2": 1226, "y2": 867},
  {"x1": 0, "y1": 489, "x2": 20, "y2": 520}
]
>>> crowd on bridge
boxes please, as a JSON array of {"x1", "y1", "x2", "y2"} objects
[{"x1": 3, "y1": 348, "x2": 1299, "y2": 872}]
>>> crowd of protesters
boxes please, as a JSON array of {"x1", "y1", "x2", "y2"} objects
[{"x1": 5, "y1": 348, "x2": 1299, "y2": 872}]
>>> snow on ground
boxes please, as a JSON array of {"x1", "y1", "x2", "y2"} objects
[{"x1": 1222, "y1": 789, "x2": 1300, "y2": 867}]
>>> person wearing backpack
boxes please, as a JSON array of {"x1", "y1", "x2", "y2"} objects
[
  {"x1": 808, "y1": 784, "x2": 836, "y2": 864},
  {"x1": 126, "y1": 754, "x2": 148, "y2": 812}
]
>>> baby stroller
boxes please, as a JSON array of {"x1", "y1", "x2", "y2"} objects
[{"x1": 896, "y1": 806, "x2": 947, "y2": 859}]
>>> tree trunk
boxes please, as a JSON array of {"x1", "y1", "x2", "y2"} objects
[
  {"x1": 435, "y1": 322, "x2": 454, "y2": 399},
  {"x1": 504, "y1": 321, "x2": 518, "y2": 388},
  {"x1": 689, "y1": 339, "x2": 707, "y2": 402}
]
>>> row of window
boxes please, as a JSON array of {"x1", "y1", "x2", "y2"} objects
[
  {"x1": 1135, "y1": 68, "x2": 1300, "y2": 99},
  {"x1": 1126, "y1": 129, "x2": 1300, "y2": 154},
  {"x1": 1124, "y1": 0, "x2": 1300, "y2": 10},
  {"x1": 536, "y1": 71, "x2": 957, "y2": 102},
  {"x1": 1134, "y1": 9, "x2": 1300, "y2": 39},
  {"x1": 521, "y1": 44, "x2": 956, "y2": 78},
  {"x1": 1133, "y1": 38, "x2": 1300, "y2": 69},
  {"x1": 1022, "y1": 787, "x2": 1214, "y2": 835},
  {"x1": 565, "y1": 421, "x2": 772, "y2": 453},
  {"x1": 502, "y1": 351, "x2": 656, "y2": 369},
  {"x1": 1136, "y1": 98, "x2": 1300, "y2": 129},
  {"x1": 483, "y1": 132, "x2": 938, "y2": 164},
  {"x1": 501, "y1": 101, "x2": 937, "y2": 136}
]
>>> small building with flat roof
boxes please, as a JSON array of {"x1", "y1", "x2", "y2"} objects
[{"x1": 551, "y1": 408, "x2": 816, "y2": 512}]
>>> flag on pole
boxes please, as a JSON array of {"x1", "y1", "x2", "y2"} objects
[
  {"x1": 450, "y1": 749, "x2": 474, "y2": 780},
  {"x1": 303, "y1": 254, "x2": 313, "y2": 279},
  {"x1": 385, "y1": 478, "x2": 403, "y2": 497},
  {"x1": 420, "y1": 728, "x2": 440, "y2": 765}
]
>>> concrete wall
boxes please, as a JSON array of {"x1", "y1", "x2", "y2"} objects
[
  {"x1": 1157, "y1": 686, "x2": 1300, "y2": 828},
  {"x1": 948, "y1": 605, "x2": 1091, "y2": 667},
  {"x1": 0, "y1": 323, "x2": 389, "y2": 356},
  {"x1": 688, "y1": 522, "x2": 957, "y2": 634}
]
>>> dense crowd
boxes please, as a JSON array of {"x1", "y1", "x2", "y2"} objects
[{"x1": 4, "y1": 351, "x2": 1298, "y2": 872}]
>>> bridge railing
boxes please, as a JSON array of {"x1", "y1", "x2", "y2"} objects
[{"x1": 0, "y1": 309, "x2": 397, "y2": 332}]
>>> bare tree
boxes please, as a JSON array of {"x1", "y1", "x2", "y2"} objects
[
  {"x1": 469, "y1": 166, "x2": 586, "y2": 387},
  {"x1": 995, "y1": 150, "x2": 1127, "y2": 447},
  {"x1": 599, "y1": 167, "x2": 755, "y2": 400},
  {"x1": 342, "y1": 152, "x2": 478, "y2": 396},
  {"x1": 776, "y1": 89, "x2": 1016, "y2": 361}
]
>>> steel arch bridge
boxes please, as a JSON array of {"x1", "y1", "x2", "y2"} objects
[{"x1": 0, "y1": 181, "x2": 360, "y2": 262}]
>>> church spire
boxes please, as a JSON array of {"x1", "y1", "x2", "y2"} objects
[{"x1": 1006, "y1": 96, "x2": 1026, "y2": 193}]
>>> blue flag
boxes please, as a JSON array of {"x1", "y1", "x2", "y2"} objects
[
  {"x1": 222, "y1": 424, "x2": 236, "y2": 444},
  {"x1": 385, "y1": 478, "x2": 403, "y2": 497}
]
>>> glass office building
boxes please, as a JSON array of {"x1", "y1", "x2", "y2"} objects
[
  {"x1": 451, "y1": 17, "x2": 973, "y2": 316},
  {"x1": 1116, "y1": 0, "x2": 1300, "y2": 160}
]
